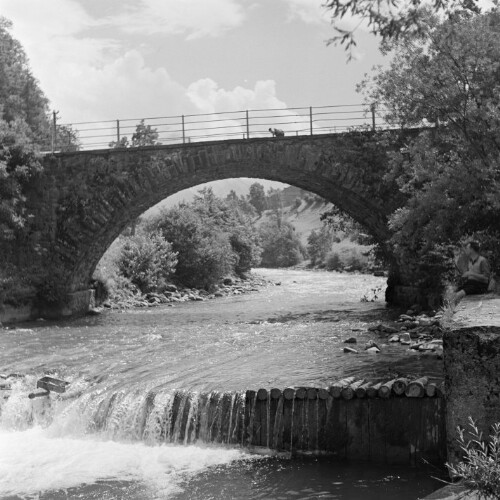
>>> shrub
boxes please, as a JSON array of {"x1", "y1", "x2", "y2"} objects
[
  {"x1": 116, "y1": 230, "x2": 177, "y2": 294},
  {"x1": 325, "y1": 241, "x2": 374, "y2": 272},
  {"x1": 325, "y1": 252, "x2": 342, "y2": 271},
  {"x1": 259, "y1": 219, "x2": 306, "y2": 268},
  {"x1": 446, "y1": 417, "x2": 500, "y2": 500}
]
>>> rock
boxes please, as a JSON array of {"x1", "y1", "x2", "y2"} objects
[
  {"x1": 380, "y1": 324, "x2": 399, "y2": 334},
  {"x1": 365, "y1": 340, "x2": 380, "y2": 350},
  {"x1": 417, "y1": 316, "x2": 433, "y2": 327},
  {"x1": 368, "y1": 324, "x2": 382, "y2": 332},
  {"x1": 389, "y1": 335, "x2": 400, "y2": 342},
  {"x1": 164, "y1": 284, "x2": 178, "y2": 293},
  {"x1": 344, "y1": 337, "x2": 357, "y2": 344},
  {"x1": 398, "y1": 332, "x2": 411, "y2": 345},
  {"x1": 87, "y1": 307, "x2": 102, "y2": 316},
  {"x1": 343, "y1": 347, "x2": 358, "y2": 354},
  {"x1": 223, "y1": 278, "x2": 234, "y2": 285},
  {"x1": 410, "y1": 342, "x2": 424, "y2": 350},
  {"x1": 366, "y1": 346, "x2": 380, "y2": 354},
  {"x1": 214, "y1": 292, "x2": 224, "y2": 297},
  {"x1": 398, "y1": 314, "x2": 414, "y2": 322}
]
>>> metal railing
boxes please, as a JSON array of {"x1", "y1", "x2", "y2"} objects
[{"x1": 51, "y1": 103, "x2": 394, "y2": 152}]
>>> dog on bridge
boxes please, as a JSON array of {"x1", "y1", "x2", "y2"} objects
[{"x1": 269, "y1": 127, "x2": 285, "y2": 138}]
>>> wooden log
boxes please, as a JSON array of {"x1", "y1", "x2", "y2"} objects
[
  {"x1": 425, "y1": 383, "x2": 437, "y2": 397},
  {"x1": 329, "y1": 377, "x2": 355, "y2": 399},
  {"x1": 366, "y1": 382, "x2": 382, "y2": 398},
  {"x1": 295, "y1": 387, "x2": 307, "y2": 400},
  {"x1": 341, "y1": 380, "x2": 364, "y2": 400},
  {"x1": 405, "y1": 377, "x2": 428, "y2": 398},
  {"x1": 355, "y1": 382, "x2": 372, "y2": 399},
  {"x1": 392, "y1": 378, "x2": 409, "y2": 396},
  {"x1": 244, "y1": 390, "x2": 256, "y2": 445},
  {"x1": 283, "y1": 388, "x2": 295, "y2": 400},
  {"x1": 257, "y1": 388, "x2": 268, "y2": 401},
  {"x1": 270, "y1": 388, "x2": 282, "y2": 399},
  {"x1": 378, "y1": 379, "x2": 397, "y2": 399},
  {"x1": 307, "y1": 388, "x2": 318, "y2": 400},
  {"x1": 318, "y1": 388, "x2": 329, "y2": 400}
]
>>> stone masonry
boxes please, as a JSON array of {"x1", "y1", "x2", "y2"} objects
[{"x1": 4, "y1": 130, "x2": 415, "y2": 317}]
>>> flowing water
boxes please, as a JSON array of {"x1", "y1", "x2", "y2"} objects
[{"x1": 0, "y1": 269, "x2": 445, "y2": 499}]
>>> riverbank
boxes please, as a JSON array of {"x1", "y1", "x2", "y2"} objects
[{"x1": 94, "y1": 272, "x2": 276, "y2": 312}]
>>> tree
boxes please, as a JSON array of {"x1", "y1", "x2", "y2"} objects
[
  {"x1": 146, "y1": 188, "x2": 261, "y2": 288},
  {"x1": 131, "y1": 120, "x2": 159, "y2": 147},
  {"x1": 109, "y1": 120, "x2": 160, "y2": 148},
  {"x1": 116, "y1": 230, "x2": 177, "y2": 294},
  {"x1": 359, "y1": 9, "x2": 500, "y2": 289},
  {"x1": 307, "y1": 225, "x2": 336, "y2": 266},
  {"x1": 259, "y1": 215, "x2": 306, "y2": 267},
  {"x1": 323, "y1": 0, "x2": 481, "y2": 57},
  {"x1": 248, "y1": 182, "x2": 267, "y2": 216},
  {"x1": 0, "y1": 17, "x2": 51, "y2": 140}
]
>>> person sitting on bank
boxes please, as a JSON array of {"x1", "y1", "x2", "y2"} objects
[
  {"x1": 269, "y1": 127, "x2": 284, "y2": 137},
  {"x1": 453, "y1": 240, "x2": 491, "y2": 304}
]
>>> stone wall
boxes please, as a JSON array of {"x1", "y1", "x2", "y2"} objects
[{"x1": 443, "y1": 326, "x2": 500, "y2": 463}]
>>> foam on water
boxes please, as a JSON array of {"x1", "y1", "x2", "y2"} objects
[{"x1": 0, "y1": 426, "x2": 257, "y2": 498}]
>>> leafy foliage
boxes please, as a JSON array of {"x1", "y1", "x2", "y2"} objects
[
  {"x1": 323, "y1": 0, "x2": 481, "y2": 58},
  {"x1": 447, "y1": 417, "x2": 500, "y2": 499},
  {"x1": 307, "y1": 226, "x2": 337, "y2": 266},
  {"x1": 147, "y1": 188, "x2": 261, "y2": 289},
  {"x1": 248, "y1": 182, "x2": 267, "y2": 216},
  {"x1": 359, "y1": 9, "x2": 500, "y2": 290},
  {"x1": 116, "y1": 231, "x2": 177, "y2": 294},
  {"x1": 259, "y1": 212, "x2": 306, "y2": 267},
  {"x1": 109, "y1": 119, "x2": 160, "y2": 148}
]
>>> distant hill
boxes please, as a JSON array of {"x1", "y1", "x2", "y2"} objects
[
  {"x1": 143, "y1": 178, "x2": 288, "y2": 219},
  {"x1": 255, "y1": 186, "x2": 332, "y2": 245}
]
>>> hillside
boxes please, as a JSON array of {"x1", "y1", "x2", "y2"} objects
[
  {"x1": 255, "y1": 197, "x2": 333, "y2": 246},
  {"x1": 143, "y1": 178, "x2": 288, "y2": 219}
]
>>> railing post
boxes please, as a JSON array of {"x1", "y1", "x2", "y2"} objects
[
  {"x1": 51, "y1": 111, "x2": 57, "y2": 153},
  {"x1": 246, "y1": 110, "x2": 249, "y2": 139},
  {"x1": 182, "y1": 115, "x2": 185, "y2": 144},
  {"x1": 371, "y1": 103, "x2": 376, "y2": 131},
  {"x1": 309, "y1": 106, "x2": 313, "y2": 135},
  {"x1": 116, "y1": 120, "x2": 120, "y2": 144}
]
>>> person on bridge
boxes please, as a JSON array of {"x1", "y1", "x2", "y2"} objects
[
  {"x1": 269, "y1": 127, "x2": 284, "y2": 138},
  {"x1": 453, "y1": 240, "x2": 491, "y2": 304}
]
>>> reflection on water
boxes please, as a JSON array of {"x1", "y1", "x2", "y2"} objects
[{"x1": 0, "y1": 269, "x2": 445, "y2": 499}]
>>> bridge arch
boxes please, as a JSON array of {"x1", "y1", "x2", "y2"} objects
[{"x1": 14, "y1": 131, "x2": 408, "y2": 316}]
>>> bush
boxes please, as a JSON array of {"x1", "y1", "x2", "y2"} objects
[
  {"x1": 0, "y1": 265, "x2": 36, "y2": 306},
  {"x1": 325, "y1": 252, "x2": 342, "y2": 271},
  {"x1": 259, "y1": 219, "x2": 306, "y2": 268},
  {"x1": 325, "y1": 241, "x2": 374, "y2": 273},
  {"x1": 116, "y1": 230, "x2": 177, "y2": 294},
  {"x1": 447, "y1": 417, "x2": 500, "y2": 499}
]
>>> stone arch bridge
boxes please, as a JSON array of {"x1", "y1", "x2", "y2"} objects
[{"x1": 8, "y1": 130, "x2": 419, "y2": 318}]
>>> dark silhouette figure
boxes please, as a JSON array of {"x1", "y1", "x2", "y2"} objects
[{"x1": 269, "y1": 127, "x2": 284, "y2": 138}]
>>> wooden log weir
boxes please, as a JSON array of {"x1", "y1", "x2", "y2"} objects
[{"x1": 144, "y1": 376, "x2": 446, "y2": 466}]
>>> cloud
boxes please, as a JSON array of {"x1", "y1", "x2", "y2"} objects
[
  {"x1": 186, "y1": 79, "x2": 287, "y2": 113},
  {"x1": 110, "y1": 0, "x2": 245, "y2": 39},
  {"x1": 283, "y1": 0, "x2": 331, "y2": 24}
]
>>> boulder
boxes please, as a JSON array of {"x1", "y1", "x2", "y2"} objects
[{"x1": 344, "y1": 337, "x2": 357, "y2": 344}]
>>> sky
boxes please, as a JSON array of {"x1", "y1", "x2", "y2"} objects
[{"x1": 0, "y1": 0, "x2": 387, "y2": 128}]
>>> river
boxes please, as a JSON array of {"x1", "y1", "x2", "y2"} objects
[{"x1": 0, "y1": 269, "x2": 444, "y2": 499}]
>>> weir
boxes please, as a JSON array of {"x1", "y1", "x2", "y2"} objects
[{"x1": 2, "y1": 376, "x2": 446, "y2": 467}]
